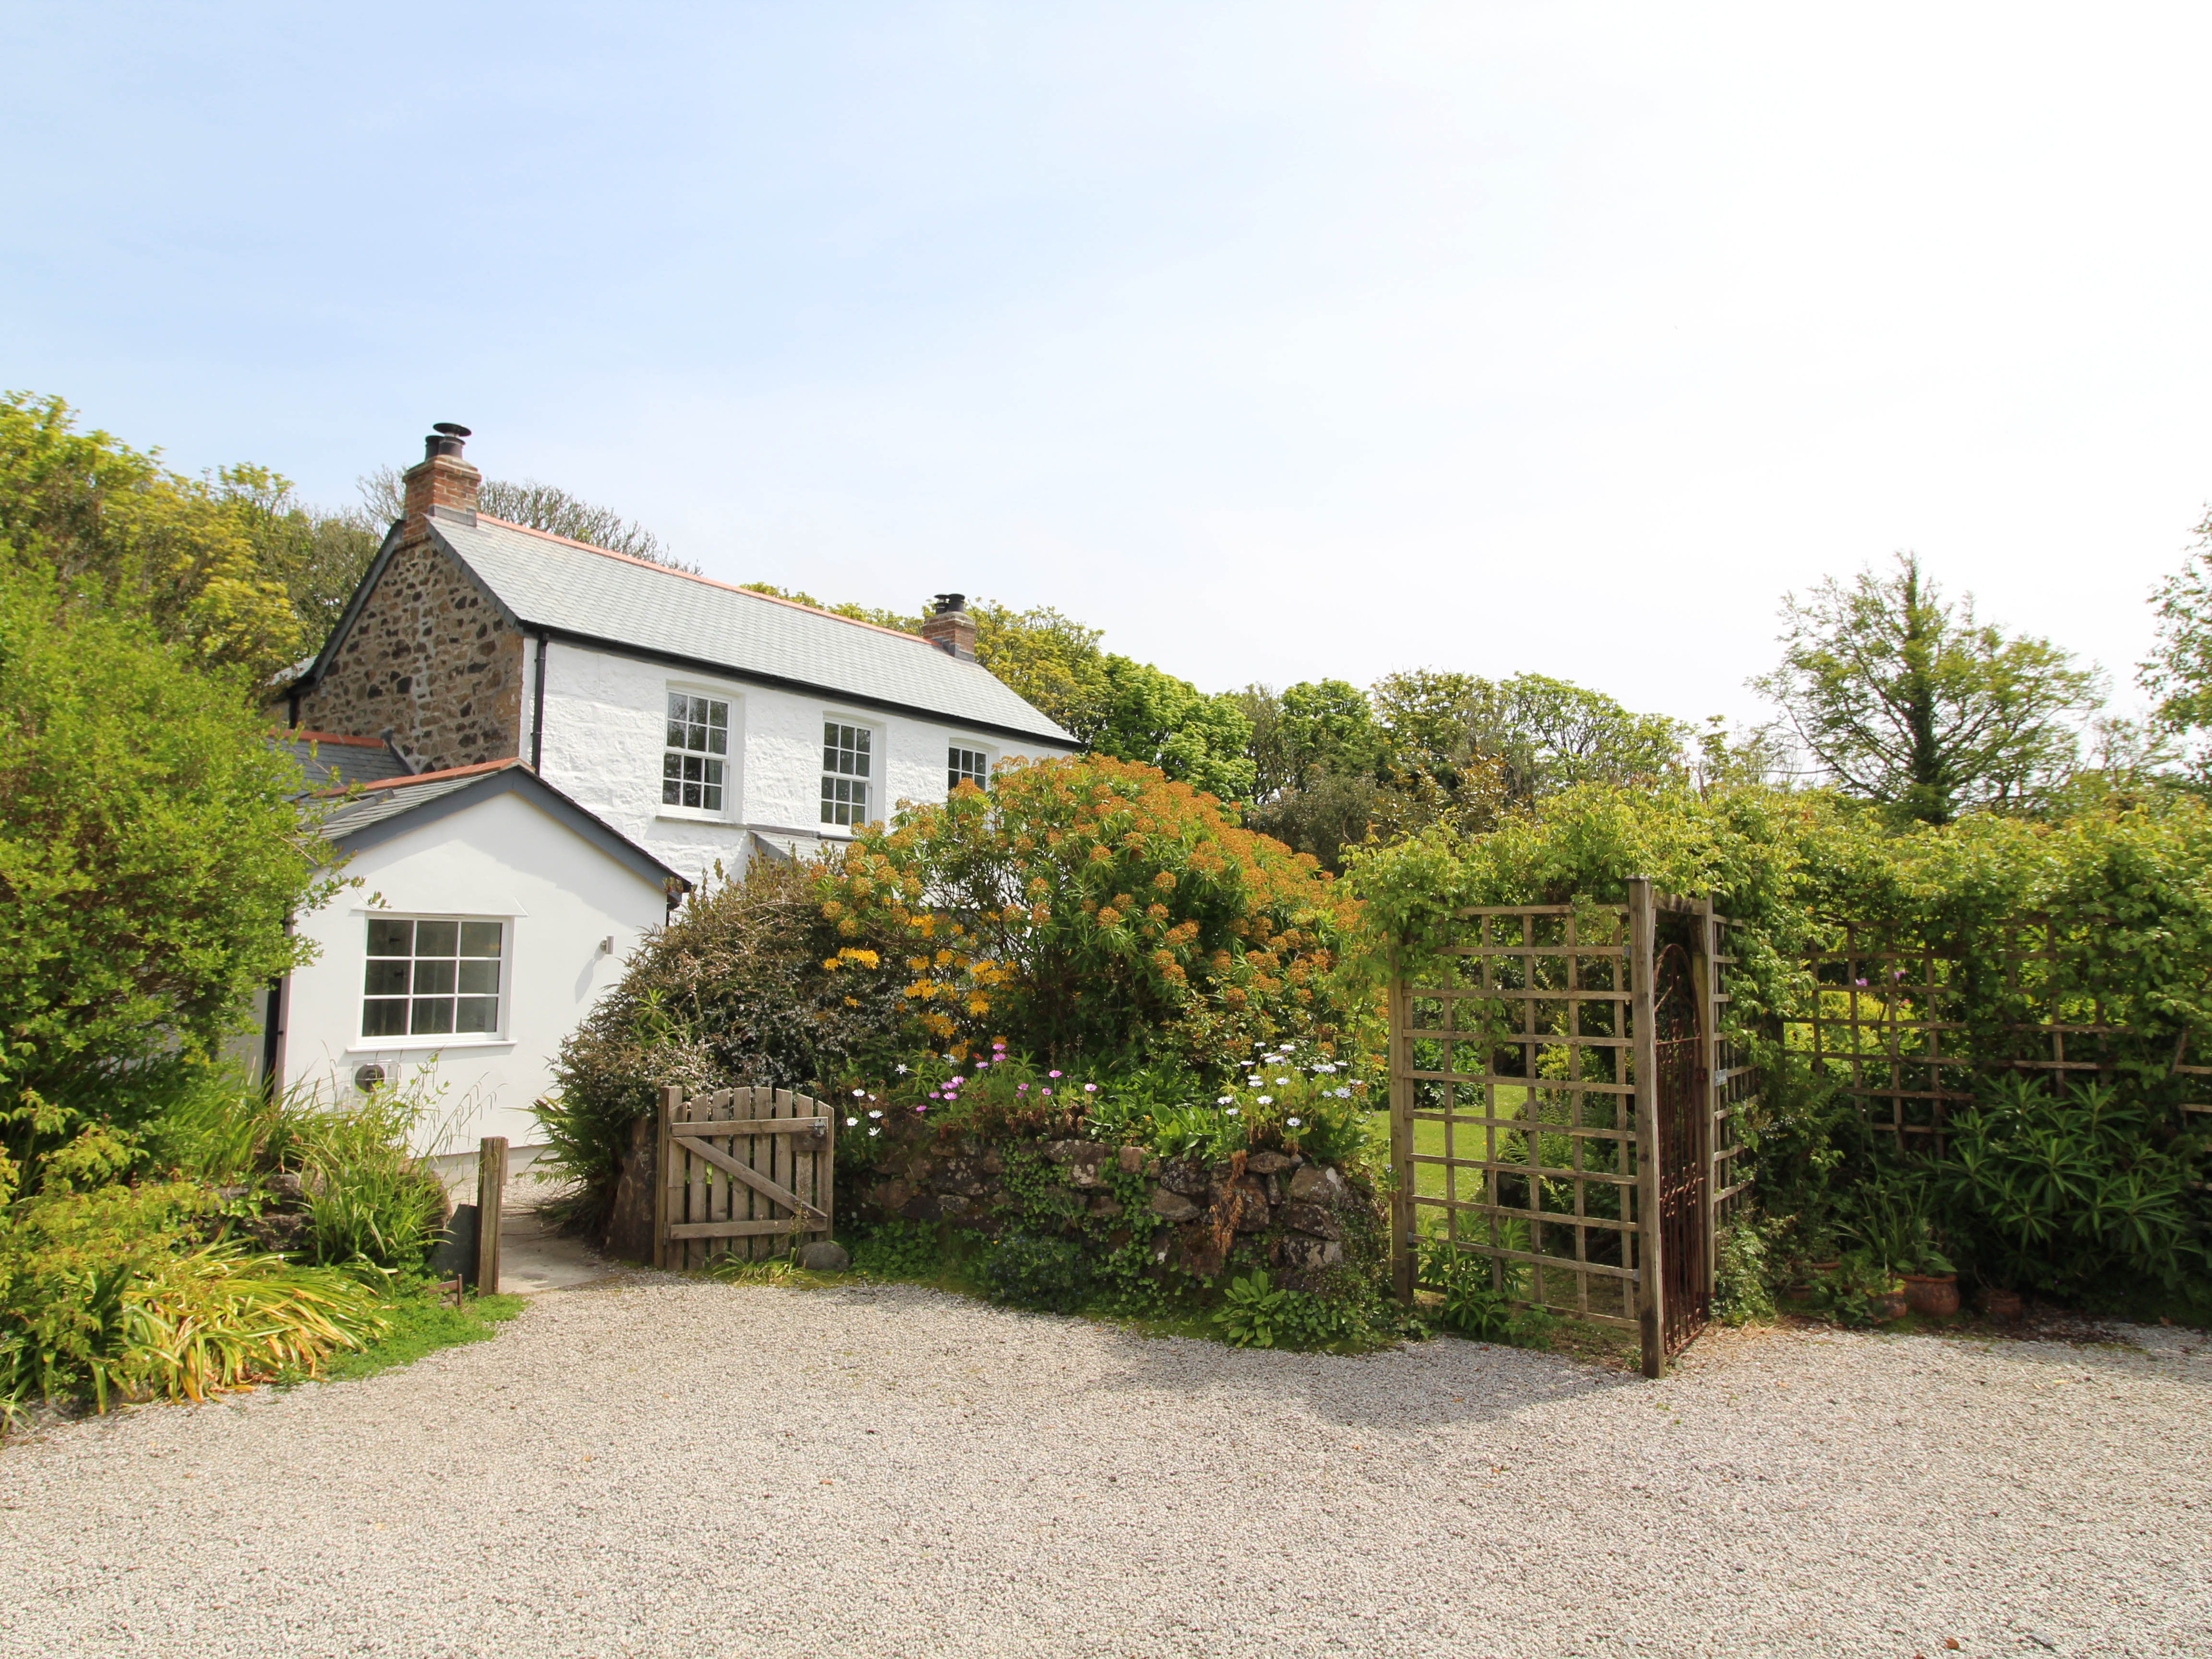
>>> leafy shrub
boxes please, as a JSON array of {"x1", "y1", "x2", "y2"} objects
[
  {"x1": 1713, "y1": 1215, "x2": 1781, "y2": 1325},
  {"x1": 0, "y1": 569, "x2": 336, "y2": 1189},
  {"x1": 1419, "y1": 1239, "x2": 1557, "y2": 1349},
  {"x1": 0, "y1": 1182, "x2": 387, "y2": 1415},
  {"x1": 847, "y1": 1220, "x2": 946, "y2": 1280},
  {"x1": 538, "y1": 854, "x2": 912, "y2": 1236},
  {"x1": 1933, "y1": 1075, "x2": 2207, "y2": 1293},
  {"x1": 872, "y1": 1036, "x2": 1382, "y2": 1171},
  {"x1": 289, "y1": 1088, "x2": 449, "y2": 1271},
  {"x1": 817, "y1": 755, "x2": 1368, "y2": 1075},
  {"x1": 981, "y1": 1231, "x2": 1089, "y2": 1313},
  {"x1": 1213, "y1": 1270, "x2": 1297, "y2": 1347}
]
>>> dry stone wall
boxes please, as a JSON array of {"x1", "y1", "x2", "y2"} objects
[
  {"x1": 291, "y1": 536, "x2": 526, "y2": 772},
  {"x1": 861, "y1": 1128, "x2": 1365, "y2": 1285}
]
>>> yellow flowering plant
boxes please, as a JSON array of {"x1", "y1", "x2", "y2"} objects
[{"x1": 815, "y1": 756, "x2": 1369, "y2": 1076}]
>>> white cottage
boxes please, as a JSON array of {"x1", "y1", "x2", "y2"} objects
[{"x1": 261, "y1": 423, "x2": 1079, "y2": 1149}]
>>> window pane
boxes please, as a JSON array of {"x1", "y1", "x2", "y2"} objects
[
  {"x1": 364, "y1": 960, "x2": 410, "y2": 997},
  {"x1": 367, "y1": 918, "x2": 412, "y2": 957},
  {"x1": 411, "y1": 997, "x2": 455, "y2": 1035},
  {"x1": 415, "y1": 919, "x2": 459, "y2": 957},
  {"x1": 362, "y1": 998, "x2": 409, "y2": 1037},
  {"x1": 458, "y1": 959, "x2": 501, "y2": 996},
  {"x1": 412, "y1": 959, "x2": 457, "y2": 997},
  {"x1": 460, "y1": 921, "x2": 503, "y2": 958},
  {"x1": 456, "y1": 997, "x2": 500, "y2": 1034}
]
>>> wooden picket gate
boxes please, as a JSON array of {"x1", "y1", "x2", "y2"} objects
[{"x1": 653, "y1": 1085, "x2": 835, "y2": 1269}]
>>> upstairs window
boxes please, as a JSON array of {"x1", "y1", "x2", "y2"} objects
[
  {"x1": 949, "y1": 745, "x2": 989, "y2": 793},
  {"x1": 363, "y1": 917, "x2": 503, "y2": 1039},
  {"x1": 663, "y1": 693, "x2": 728, "y2": 812},
  {"x1": 821, "y1": 721, "x2": 871, "y2": 827}
]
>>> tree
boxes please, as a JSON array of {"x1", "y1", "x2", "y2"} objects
[
  {"x1": 1459, "y1": 673, "x2": 1687, "y2": 805},
  {"x1": 0, "y1": 392, "x2": 309, "y2": 682},
  {"x1": 0, "y1": 567, "x2": 337, "y2": 1173},
  {"x1": 1751, "y1": 553, "x2": 2101, "y2": 824},
  {"x1": 1075, "y1": 656, "x2": 1255, "y2": 804},
  {"x1": 211, "y1": 464, "x2": 383, "y2": 647},
  {"x1": 360, "y1": 467, "x2": 696, "y2": 571},
  {"x1": 2141, "y1": 508, "x2": 2212, "y2": 780}
]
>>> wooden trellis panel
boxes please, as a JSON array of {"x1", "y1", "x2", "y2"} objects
[
  {"x1": 1791, "y1": 915, "x2": 2212, "y2": 1154},
  {"x1": 1389, "y1": 880, "x2": 1758, "y2": 1378},
  {"x1": 654, "y1": 1085, "x2": 834, "y2": 1270}
]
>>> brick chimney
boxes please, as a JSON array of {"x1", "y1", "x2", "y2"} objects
[
  {"x1": 920, "y1": 592, "x2": 976, "y2": 660},
  {"x1": 401, "y1": 422, "x2": 481, "y2": 543}
]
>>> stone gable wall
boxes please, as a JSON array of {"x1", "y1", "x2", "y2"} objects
[{"x1": 292, "y1": 536, "x2": 526, "y2": 772}]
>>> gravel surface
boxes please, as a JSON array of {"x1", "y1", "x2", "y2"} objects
[{"x1": 3, "y1": 1275, "x2": 2207, "y2": 1659}]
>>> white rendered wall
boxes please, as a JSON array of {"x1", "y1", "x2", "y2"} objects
[
  {"x1": 533, "y1": 641, "x2": 1076, "y2": 893},
  {"x1": 281, "y1": 789, "x2": 669, "y2": 1154}
]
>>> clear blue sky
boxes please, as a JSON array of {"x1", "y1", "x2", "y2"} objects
[{"x1": 7, "y1": 4, "x2": 2211, "y2": 731}]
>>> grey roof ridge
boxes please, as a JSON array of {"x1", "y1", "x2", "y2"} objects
[
  {"x1": 465, "y1": 512, "x2": 937, "y2": 649},
  {"x1": 320, "y1": 758, "x2": 690, "y2": 894}
]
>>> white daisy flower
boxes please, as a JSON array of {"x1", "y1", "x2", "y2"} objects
[
  {"x1": 1334, "y1": 1087, "x2": 1351, "y2": 1098},
  {"x1": 1218, "y1": 1096, "x2": 1234, "y2": 1106},
  {"x1": 1257, "y1": 1095, "x2": 1273, "y2": 1106},
  {"x1": 867, "y1": 1109, "x2": 882, "y2": 1118},
  {"x1": 1287, "y1": 1117, "x2": 1302, "y2": 1128},
  {"x1": 1226, "y1": 1108, "x2": 1240, "y2": 1117},
  {"x1": 845, "y1": 1116, "x2": 859, "y2": 1127}
]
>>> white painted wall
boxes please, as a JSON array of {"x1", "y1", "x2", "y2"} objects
[
  {"x1": 281, "y1": 788, "x2": 669, "y2": 1154},
  {"x1": 533, "y1": 641, "x2": 1076, "y2": 893}
]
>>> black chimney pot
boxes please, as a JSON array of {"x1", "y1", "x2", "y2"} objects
[
  {"x1": 932, "y1": 592, "x2": 966, "y2": 614},
  {"x1": 425, "y1": 422, "x2": 472, "y2": 460}
]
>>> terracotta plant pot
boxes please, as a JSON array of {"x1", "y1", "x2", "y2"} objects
[
  {"x1": 1979, "y1": 1287, "x2": 2023, "y2": 1323},
  {"x1": 1868, "y1": 1289, "x2": 1908, "y2": 1322},
  {"x1": 1901, "y1": 1273, "x2": 1960, "y2": 1317}
]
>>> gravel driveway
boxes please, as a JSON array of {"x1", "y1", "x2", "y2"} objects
[{"x1": 3, "y1": 1275, "x2": 2207, "y2": 1659}]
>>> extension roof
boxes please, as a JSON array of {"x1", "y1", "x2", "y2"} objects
[
  {"x1": 275, "y1": 729, "x2": 414, "y2": 791},
  {"x1": 302, "y1": 510, "x2": 1079, "y2": 748},
  {"x1": 316, "y1": 757, "x2": 688, "y2": 894}
]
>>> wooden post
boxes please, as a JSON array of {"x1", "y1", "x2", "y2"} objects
[
  {"x1": 1628, "y1": 878, "x2": 1666, "y2": 1380},
  {"x1": 1389, "y1": 975, "x2": 1417, "y2": 1304},
  {"x1": 474, "y1": 1136, "x2": 508, "y2": 1296},
  {"x1": 653, "y1": 1084, "x2": 678, "y2": 1271}
]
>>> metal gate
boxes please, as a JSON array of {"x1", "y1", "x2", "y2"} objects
[{"x1": 1652, "y1": 941, "x2": 1710, "y2": 1356}]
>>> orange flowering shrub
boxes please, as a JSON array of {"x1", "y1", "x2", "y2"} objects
[{"x1": 815, "y1": 756, "x2": 1364, "y2": 1072}]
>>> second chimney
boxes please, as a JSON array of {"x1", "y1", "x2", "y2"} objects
[
  {"x1": 400, "y1": 422, "x2": 481, "y2": 543},
  {"x1": 920, "y1": 592, "x2": 976, "y2": 660}
]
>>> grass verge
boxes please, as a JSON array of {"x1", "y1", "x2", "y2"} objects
[{"x1": 304, "y1": 1288, "x2": 528, "y2": 1384}]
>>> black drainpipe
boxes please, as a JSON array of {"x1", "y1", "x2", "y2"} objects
[
  {"x1": 259, "y1": 974, "x2": 286, "y2": 1096},
  {"x1": 530, "y1": 631, "x2": 549, "y2": 771}
]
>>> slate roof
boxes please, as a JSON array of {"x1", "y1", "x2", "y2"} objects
[
  {"x1": 277, "y1": 730, "x2": 413, "y2": 792},
  {"x1": 316, "y1": 758, "x2": 688, "y2": 894},
  {"x1": 311, "y1": 511, "x2": 1079, "y2": 747}
]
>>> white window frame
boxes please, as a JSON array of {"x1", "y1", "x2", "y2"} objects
[
  {"x1": 355, "y1": 914, "x2": 513, "y2": 1050},
  {"x1": 659, "y1": 683, "x2": 741, "y2": 823},
  {"x1": 819, "y1": 713, "x2": 881, "y2": 832},
  {"x1": 947, "y1": 739, "x2": 994, "y2": 795}
]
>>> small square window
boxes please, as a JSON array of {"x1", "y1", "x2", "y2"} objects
[
  {"x1": 662, "y1": 692, "x2": 729, "y2": 812},
  {"x1": 821, "y1": 721, "x2": 871, "y2": 827},
  {"x1": 949, "y1": 745, "x2": 989, "y2": 793},
  {"x1": 362, "y1": 917, "x2": 504, "y2": 1040}
]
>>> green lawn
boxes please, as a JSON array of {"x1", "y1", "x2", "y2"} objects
[
  {"x1": 1408, "y1": 1089, "x2": 1528, "y2": 1202},
  {"x1": 306, "y1": 1288, "x2": 529, "y2": 1384}
]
